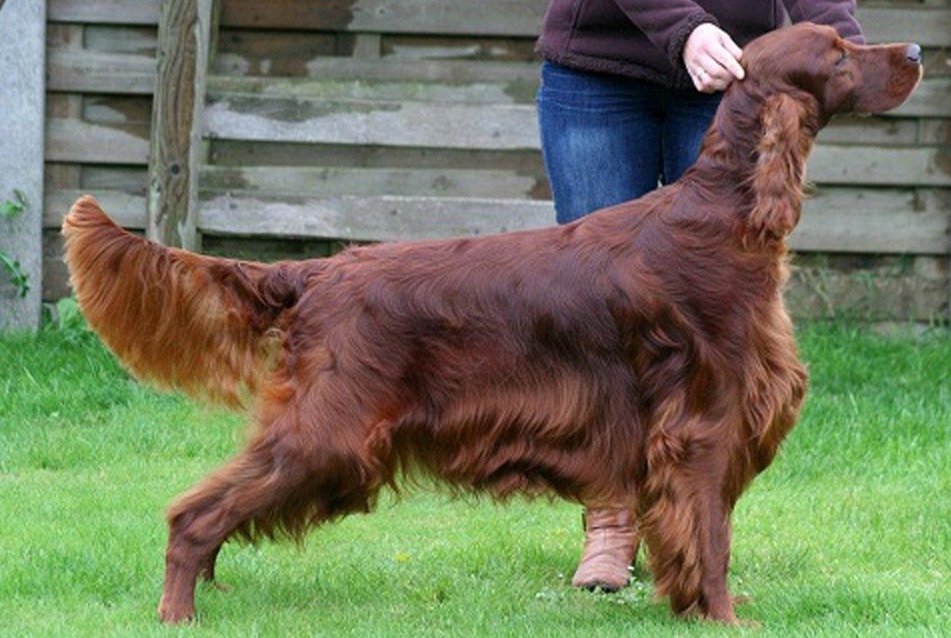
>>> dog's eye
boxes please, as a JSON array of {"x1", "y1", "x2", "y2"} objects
[{"x1": 834, "y1": 51, "x2": 848, "y2": 67}]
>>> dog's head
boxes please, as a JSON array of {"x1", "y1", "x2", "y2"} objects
[
  {"x1": 725, "y1": 23, "x2": 923, "y2": 243},
  {"x1": 740, "y1": 22, "x2": 923, "y2": 120}
]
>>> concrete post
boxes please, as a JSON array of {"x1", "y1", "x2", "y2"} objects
[{"x1": 0, "y1": 0, "x2": 45, "y2": 330}]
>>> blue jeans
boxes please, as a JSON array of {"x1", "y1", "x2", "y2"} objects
[{"x1": 537, "y1": 62, "x2": 722, "y2": 224}]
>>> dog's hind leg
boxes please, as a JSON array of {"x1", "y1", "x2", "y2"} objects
[
  {"x1": 639, "y1": 420, "x2": 739, "y2": 623},
  {"x1": 157, "y1": 405, "x2": 380, "y2": 624},
  {"x1": 196, "y1": 543, "x2": 223, "y2": 586},
  {"x1": 157, "y1": 451, "x2": 267, "y2": 624}
]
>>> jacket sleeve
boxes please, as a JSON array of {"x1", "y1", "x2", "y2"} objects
[
  {"x1": 784, "y1": 0, "x2": 866, "y2": 43},
  {"x1": 611, "y1": 0, "x2": 718, "y2": 72}
]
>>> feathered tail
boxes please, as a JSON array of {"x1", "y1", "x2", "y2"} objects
[{"x1": 62, "y1": 195, "x2": 309, "y2": 407}]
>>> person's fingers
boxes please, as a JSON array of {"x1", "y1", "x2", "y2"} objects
[
  {"x1": 713, "y1": 32, "x2": 745, "y2": 80},
  {"x1": 690, "y1": 64, "x2": 728, "y2": 93},
  {"x1": 683, "y1": 23, "x2": 745, "y2": 91},
  {"x1": 692, "y1": 54, "x2": 733, "y2": 92},
  {"x1": 720, "y1": 30, "x2": 744, "y2": 60},
  {"x1": 690, "y1": 67, "x2": 708, "y2": 92},
  {"x1": 706, "y1": 50, "x2": 743, "y2": 83},
  {"x1": 683, "y1": 24, "x2": 719, "y2": 69}
]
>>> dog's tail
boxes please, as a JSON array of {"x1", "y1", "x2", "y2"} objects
[{"x1": 62, "y1": 195, "x2": 309, "y2": 407}]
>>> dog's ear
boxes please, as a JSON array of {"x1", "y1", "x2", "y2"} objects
[{"x1": 748, "y1": 93, "x2": 817, "y2": 243}]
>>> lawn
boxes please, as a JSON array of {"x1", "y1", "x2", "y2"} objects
[{"x1": 0, "y1": 316, "x2": 948, "y2": 637}]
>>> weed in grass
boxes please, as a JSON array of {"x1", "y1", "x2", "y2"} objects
[
  {"x1": 0, "y1": 188, "x2": 32, "y2": 298},
  {"x1": 0, "y1": 321, "x2": 948, "y2": 636}
]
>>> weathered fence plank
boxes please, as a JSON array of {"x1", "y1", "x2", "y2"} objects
[
  {"x1": 48, "y1": 1, "x2": 951, "y2": 48},
  {"x1": 48, "y1": 0, "x2": 160, "y2": 25},
  {"x1": 220, "y1": 0, "x2": 546, "y2": 36},
  {"x1": 194, "y1": 187, "x2": 949, "y2": 255},
  {"x1": 203, "y1": 97, "x2": 541, "y2": 150},
  {"x1": 788, "y1": 254, "x2": 949, "y2": 321},
  {"x1": 46, "y1": 49, "x2": 157, "y2": 94},
  {"x1": 207, "y1": 73, "x2": 538, "y2": 104},
  {"x1": 809, "y1": 145, "x2": 951, "y2": 187},
  {"x1": 201, "y1": 165, "x2": 543, "y2": 200},
  {"x1": 46, "y1": 118, "x2": 149, "y2": 164},
  {"x1": 794, "y1": 188, "x2": 950, "y2": 255},
  {"x1": 857, "y1": 7, "x2": 951, "y2": 47},
  {"x1": 198, "y1": 193, "x2": 553, "y2": 241}
]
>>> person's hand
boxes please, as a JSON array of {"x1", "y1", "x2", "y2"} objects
[{"x1": 683, "y1": 23, "x2": 745, "y2": 93}]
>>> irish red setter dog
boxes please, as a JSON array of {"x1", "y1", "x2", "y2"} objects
[{"x1": 64, "y1": 24, "x2": 921, "y2": 624}]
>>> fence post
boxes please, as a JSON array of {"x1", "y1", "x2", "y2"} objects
[
  {"x1": 147, "y1": 0, "x2": 216, "y2": 250},
  {"x1": 0, "y1": 0, "x2": 45, "y2": 331}
]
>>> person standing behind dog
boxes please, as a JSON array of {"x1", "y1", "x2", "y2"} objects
[{"x1": 534, "y1": 0, "x2": 865, "y2": 591}]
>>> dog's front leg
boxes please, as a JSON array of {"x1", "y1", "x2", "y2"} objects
[{"x1": 639, "y1": 420, "x2": 739, "y2": 623}]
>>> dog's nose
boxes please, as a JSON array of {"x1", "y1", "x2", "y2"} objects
[{"x1": 906, "y1": 43, "x2": 922, "y2": 64}]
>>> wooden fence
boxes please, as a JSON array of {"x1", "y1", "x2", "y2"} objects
[{"x1": 18, "y1": 0, "x2": 951, "y2": 325}]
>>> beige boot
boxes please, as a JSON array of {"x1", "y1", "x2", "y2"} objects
[{"x1": 571, "y1": 507, "x2": 639, "y2": 592}]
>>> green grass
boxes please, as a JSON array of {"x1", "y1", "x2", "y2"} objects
[{"x1": 1, "y1": 319, "x2": 949, "y2": 637}]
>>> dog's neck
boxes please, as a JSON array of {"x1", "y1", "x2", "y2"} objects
[
  {"x1": 673, "y1": 86, "x2": 825, "y2": 249},
  {"x1": 698, "y1": 97, "x2": 812, "y2": 176}
]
